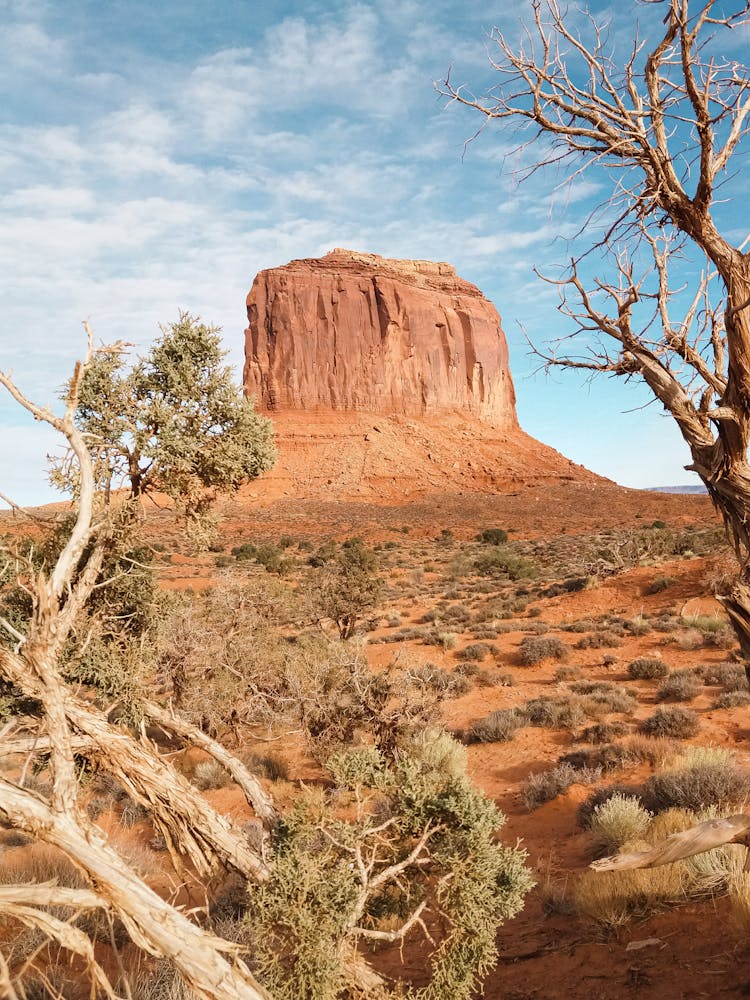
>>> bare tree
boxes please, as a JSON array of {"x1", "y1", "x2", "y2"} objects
[{"x1": 441, "y1": 0, "x2": 750, "y2": 671}]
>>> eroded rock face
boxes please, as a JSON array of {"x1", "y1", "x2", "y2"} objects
[{"x1": 244, "y1": 249, "x2": 517, "y2": 426}]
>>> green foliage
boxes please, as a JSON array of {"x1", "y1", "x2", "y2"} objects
[
  {"x1": 309, "y1": 538, "x2": 382, "y2": 639},
  {"x1": 245, "y1": 733, "x2": 533, "y2": 1000},
  {"x1": 61, "y1": 313, "x2": 275, "y2": 534},
  {"x1": 474, "y1": 548, "x2": 536, "y2": 580},
  {"x1": 0, "y1": 518, "x2": 161, "y2": 721},
  {"x1": 475, "y1": 528, "x2": 508, "y2": 545}
]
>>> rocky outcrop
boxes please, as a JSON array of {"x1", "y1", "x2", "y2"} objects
[{"x1": 244, "y1": 249, "x2": 517, "y2": 426}]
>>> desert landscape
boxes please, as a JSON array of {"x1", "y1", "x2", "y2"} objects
[{"x1": 3, "y1": 246, "x2": 750, "y2": 999}]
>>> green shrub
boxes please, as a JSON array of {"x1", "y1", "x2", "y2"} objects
[
  {"x1": 245, "y1": 734, "x2": 534, "y2": 1000},
  {"x1": 475, "y1": 528, "x2": 508, "y2": 545},
  {"x1": 569, "y1": 681, "x2": 636, "y2": 714},
  {"x1": 518, "y1": 635, "x2": 567, "y2": 665},
  {"x1": 639, "y1": 706, "x2": 700, "y2": 738},
  {"x1": 589, "y1": 793, "x2": 652, "y2": 853},
  {"x1": 628, "y1": 657, "x2": 669, "y2": 680},
  {"x1": 474, "y1": 549, "x2": 536, "y2": 580}
]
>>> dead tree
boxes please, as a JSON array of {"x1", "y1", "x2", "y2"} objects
[
  {"x1": 0, "y1": 331, "x2": 275, "y2": 1000},
  {"x1": 591, "y1": 813, "x2": 750, "y2": 871},
  {"x1": 441, "y1": 0, "x2": 750, "y2": 674}
]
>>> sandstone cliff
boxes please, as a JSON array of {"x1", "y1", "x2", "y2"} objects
[
  {"x1": 244, "y1": 249, "x2": 517, "y2": 426},
  {"x1": 242, "y1": 249, "x2": 602, "y2": 500}
]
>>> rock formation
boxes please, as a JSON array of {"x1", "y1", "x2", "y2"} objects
[
  {"x1": 244, "y1": 249, "x2": 517, "y2": 426},
  {"x1": 242, "y1": 249, "x2": 599, "y2": 500}
]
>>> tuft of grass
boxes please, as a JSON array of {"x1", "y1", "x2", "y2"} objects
[
  {"x1": 193, "y1": 760, "x2": 233, "y2": 791},
  {"x1": 573, "y1": 857, "x2": 685, "y2": 928}
]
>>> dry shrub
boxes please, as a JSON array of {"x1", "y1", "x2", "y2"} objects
[
  {"x1": 580, "y1": 721, "x2": 628, "y2": 744},
  {"x1": 521, "y1": 762, "x2": 602, "y2": 810},
  {"x1": 713, "y1": 690, "x2": 750, "y2": 709},
  {"x1": 524, "y1": 695, "x2": 589, "y2": 729},
  {"x1": 642, "y1": 747, "x2": 750, "y2": 813},
  {"x1": 627, "y1": 656, "x2": 668, "y2": 680},
  {"x1": 639, "y1": 706, "x2": 700, "y2": 738},
  {"x1": 618, "y1": 735, "x2": 678, "y2": 766},
  {"x1": 518, "y1": 635, "x2": 567, "y2": 665},
  {"x1": 467, "y1": 708, "x2": 525, "y2": 744},
  {"x1": 657, "y1": 671, "x2": 700, "y2": 702}
]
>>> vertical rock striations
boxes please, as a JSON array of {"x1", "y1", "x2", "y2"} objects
[{"x1": 244, "y1": 249, "x2": 517, "y2": 427}]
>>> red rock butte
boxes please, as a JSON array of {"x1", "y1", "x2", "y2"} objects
[
  {"x1": 243, "y1": 249, "x2": 601, "y2": 500},
  {"x1": 245, "y1": 248, "x2": 517, "y2": 425}
]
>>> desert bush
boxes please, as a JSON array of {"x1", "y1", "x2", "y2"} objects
[
  {"x1": 701, "y1": 662, "x2": 748, "y2": 690},
  {"x1": 627, "y1": 657, "x2": 669, "y2": 680},
  {"x1": 713, "y1": 690, "x2": 750, "y2": 709},
  {"x1": 589, "y1": 794, "x2": 652, "y2": 854},
  {"x1": 456, "y1": 642, "x2": 492, "y2": 662},
  {"x1": 407, "y1": 663, "x2": 472, "y2": 698},
  {"x1": 518, "y1": 635, "x2": 567, "y2": 666},
  {"x1": 657, "y1": 671, "x2": 701, "y2": 702},
  {"x1": 580, "y1": 721, "x2": 629, "y2": 744},
  {"x1": 521, "y1": 762, "x2": 602, "y2": 810},
  {"x1": 474, "y1": 549, "x2": 536, "y2": 580},
  {"x1": 245, "y1": 734, "x2": 534, "y2": 1000},
  {"x1": 554, "y1": 665, "x2": 582, "y2": 682},
  {"x1": 569, "y1": 681, "x2": 637, "y2": 714},
  {"x1": 475, "y1": 528, "x2": 508, "y2": 545},
  {"x1": 639, "y1": 706, "x2": 701, "y2": 739},
  {"x1": 643, "y1": 749, "x2": 750, "y2": 812},
  {"x1": 577, "y1": 785, "x2": 646, "y2": 828},
  {"x1": 467, "y1": 708, "x2": 525, "y2": 744},
  {"x1": 524, "y1": 695, "x2": 588, "y2": 729},
  {"x1": 619, "y1": 735, "x2": 678, "y2": 766},
  {"x1": 575, "y1": 631, "x2": 622, "y2": 649}
]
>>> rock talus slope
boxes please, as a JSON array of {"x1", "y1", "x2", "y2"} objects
[{"x1": 243, "y1": 249, "x2": 600, "y2": 499}]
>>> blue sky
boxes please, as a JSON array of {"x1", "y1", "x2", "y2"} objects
[{"x1": 1, "y1": 0, "x2": 730, "y2": 505}]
